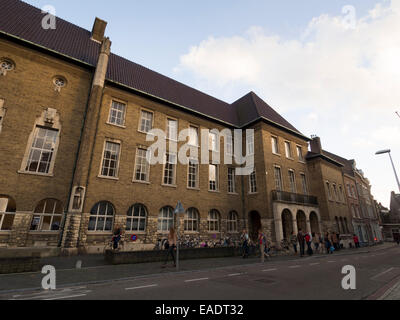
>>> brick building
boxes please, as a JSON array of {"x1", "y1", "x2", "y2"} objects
[{"x1": 0, "y1": 0, "x2": 381, "y2": 255}]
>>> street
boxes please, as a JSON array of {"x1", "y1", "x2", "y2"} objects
[{"x1": 1, "y1": 244, "x2": 399, "y2": 300}]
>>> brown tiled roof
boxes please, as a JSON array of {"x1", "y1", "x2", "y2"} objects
[
  {"x1": 322, "y1": 150, "x2": 355, "y2": 175},
  {"x1": 0, "y1": 0, "x2": 306, "y2": 137}
]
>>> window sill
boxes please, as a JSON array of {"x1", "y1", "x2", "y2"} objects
[
  {"x1": 272, "y1": 153, "x2": 281, "y2": 157},
  {"x1": 228, "y1": 192, "x2": 239, "y2": 195},
  {"x1": 125, "y1": 231, "x2": 146, "y2": 235},
  {"x1": 286, "y1": 157, "x2": 295, "y2": 161},
  {"x1": 183, "y1": 231, "x2": 200, "y2": 234},
  {"x1": 208, "y1": 190, "x2": 220, "y2": 193},
  {"x1": 248, "y1": 192, "x2": 259, "y2": 195},
  {"x1": 29, "y1": 231, "x2": 61, "y2": 234},
  {"x1": 138, "y1": 130, "x2": 154, "y2": 136},
  {"x1": 187, "y1": 187, "x2": 200, "y2": 191},
  {"x1": 298, "y1": 160, "x2": 306, "y2": 164},
  {"x1": 133, "y1": 180, "x2": 151, "y2": 185},
  {"x1": 161, "y1": 184, "x2": 177, "y2": 188},
  {"x1": 87, "y1": 231, "x2": 113, "y2": 235},
  {"x1": 17, "y1": 170, "x2": 54, "y2": 177},
  {"x1": 106, "y1": 122, "x2": 126, "y2": 129},
  {"x1": 97, "y1": 175, "x2": 119, "y2": 181}
]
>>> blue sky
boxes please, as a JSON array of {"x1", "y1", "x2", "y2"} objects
[{"x1": 24, "y1": 0, "x2": 399, "y2": 206}]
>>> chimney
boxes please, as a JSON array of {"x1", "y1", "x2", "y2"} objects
[
  {"x1": 91, "y1": 18, "x2": 107, "y2": 42},
  {"x1": 310, "y1": 135, "x2": 322, "y2": 154}
]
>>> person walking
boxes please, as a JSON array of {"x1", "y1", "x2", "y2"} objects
[
  {"x1": 297, "y1": 229, "x2": 305, "y2": 257},
  {"x1": 312, "y1": 232, "x2": 320, "y2": 254},
  {"x1": 331, "y1": 232, "x2": 338, "y2": 251},
  {"x1": 290, "y1": 231, "x2": 298, "y2": 255},
  {"x1": 325, "y1": 232, "x2": 333, "y2": 254},
  {"x1": 353, "y1": 234, "x2": 360, "y2": 248},
  {"x1": 305, "y1": 232, "x2": 313, "y2": 256},
  {"x1": 162, "y1": 227, "x2": 177, "y2": 268},
  {"x1": 241, "y1": 229, "x2": 249, "y2": 259},
  {"x1": 258, "y1": 230, "x2": 269, "y2": 262}
]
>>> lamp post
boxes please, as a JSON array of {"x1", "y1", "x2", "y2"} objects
[
  {"x1": 375, "y1": 149, "x2": 400, "y2": 192},
  {"x1": 174, "y1": 201, "x2": 185, "y2": 271}
]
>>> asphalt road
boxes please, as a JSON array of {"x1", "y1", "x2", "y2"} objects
[{"x1": 2, "y1": 245, "x2": 400, "y2": 300}]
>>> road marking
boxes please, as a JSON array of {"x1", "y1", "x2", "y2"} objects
[
  {"x1": 125, "y1": 284, "x2": 158, "y2": 290},
  {"x1": 227, "y1": 273, "x2": 242, "y2": 277},
  {"x1": 185, "y1": 278, "x2": 209, "y2": 283},
  {"x1": 43, "y1": 294, "x2": 87, "y2": 300},
  {"x1": 371, "y1": 268, "x2": 395, "y2": 280},
  {"x1": 289, "y1": 265, "x2": 301, "y2": 269},
  {"x1": 309, "y1": 263, "x2": 320, "y2": 266},
  {"x1": 263, "y1": 268, "x2": 277, "y2": 272}
]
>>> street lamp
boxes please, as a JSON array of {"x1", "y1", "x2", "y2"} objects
[{"x1": 375, "y1": 149, "x2": 400, "y2": 192}]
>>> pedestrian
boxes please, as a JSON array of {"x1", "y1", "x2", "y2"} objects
[
  {"x1": 305, "y1": 232, "x2": 313, "y2": 256},
  {"x1": 353, "y1": 234, "x2": 360, "y2": 248},
  {"x1": 325, "y1": 232, "x2": 332, "y2": 254},
  {"x1": 331, "y1": 232, "x2": 338, "y2": 251},
  {"x1": 112, "y1": 227, "x2": 122, "y2": 250},
  {"x1": 241, "y1": 229, "x2": 249, "y2": 259},
  {"x1": 258, "y1": 230, "x2": 269, "y2": 262},
  {"x1": 312, "y1": 232, "x2": 320, "y2": 254},
  {"x1": 290, "y1": 231, "x2": 298, "y2": 255},
  {"x1": 162, "y1": 227, "x2": 177, "y2": 268},
  {"x1": 297, "y1": 229, "x2": 305, "y2": 257}
]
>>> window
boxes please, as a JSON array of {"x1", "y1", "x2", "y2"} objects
[
  {"x1": 0, "y1": 196, "x2": 16, "y2": 231},
  {"x1": 296, "y1": 146, "x2": 304, "y2": 161},
  {"x1": 188, "y1": 159, "x2": 199, "y2": 189},
  {"x1": 347, "y1": 184, "x2": 352, "y2": 197},
  {"x1": 228, "y1": 168, "x2": 236, "y2": 193},
  {"x1": 333, "y1": 184, "x2": 338, "y2": 201},
  {"x1": 0, "y1": 58, "x2": 14, "y2": 75},
  {"x1": 209, "y1": 132, "x2": 218, "y2": 152},
  {"x1": 108, "y1": 100, "x2": 126, "y2": 126},
  {"x1": 184, "y1": 208, "x2": 199, "y2": 232},
  {"x1": 188, "y1": 125, "x2": 199, "y2": 146},
  {"x1": 158, "y1": 206, "x2": 174, "y2": 232},
  {"x1": 300, "y1": 173, "x2": 308, "y2": 195},
  {"x1": 249, "y1": 170, "x2": 257, "y2": 193},
  {"x1": 274, "y1": 167, "x2": 283, "y2": 191},
  {"x1": 167, "y1": 118, "x2": 178, "y2": 141},
  {"x1": 100, "y1": 141, "x2": 120, "y2": 178},
  {"x1": 288, "y1": 170, "x2": 296, "y2": 193},
  {"x1": 134, "y1": 148, "x2": 150, "y2": 182},
  {"x1": 351, "y1": 186, "x2": 356, "y2": 198},
  {"x1": 226, "y1": 133, "x2": 233, "y2": 156},
  {"x1": 88, "y1": 201, "x2": 114, "y2": 232},
  {"x1": 163, "y1": 153, "x2": 177, "y2": 185},
  {"x1": 139, "y1": 110, "x2": 153, "y2": 133},
  {"x1": 271, "y1": 136, "x2": 279, "y2": 154},
  {"x1": 126, "y1": 204, "x2": 147, "y2": 232},
  {"x1": 285, "y1": 141, "x2": 292, "y2": 158},
  {"x1": 246, "y1": 132, "x2": 254, "y2": 155},
  {"x1": 227, "y1": 211, "x2": 238, "y2": 233},
  {"x1": 30, "y1": 199, "x2": 63, "y2": 231},
  {"x1": 25, "y1": 127, "x2": 58, "y2": 174},
  {"x1": 208, "y1": 209, "x2": 220, "y2": 232},
  {"x1": 326, "y1": 182, "x2": 332, "y2": 199},
  {"x1": 339, "y1": 186, "x2": 344, "y2": 202},
  {"x1": 209, "y1": 164, "x2": 219, "y2": 191}
]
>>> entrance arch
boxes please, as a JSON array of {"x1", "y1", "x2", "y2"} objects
[
  {"x1": 282, "y1": 209, "x2": 293, "y2": 241},
  {"x1": 297, "y1": 210, "x2": 307, "y2": 232},
  {"x1": 310, "y1": 211, "x2": 320, "y2": 234},
  {"x1": 249, "y1": 211, "x2": 262, "y2": 242}
]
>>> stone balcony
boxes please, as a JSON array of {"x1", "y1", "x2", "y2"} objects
[{"x1": 271, "y1": 190, "x2": 319, "y2": 207}]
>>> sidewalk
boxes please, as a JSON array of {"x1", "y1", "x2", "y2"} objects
[{"x1": 0, "y1": 242, "x2": 395, "y2": 294}]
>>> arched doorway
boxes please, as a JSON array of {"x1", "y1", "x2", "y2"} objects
[
  {"x1": 297, "y1": 211, "x2": 307, "y2": 232},
  {"x1": 282, "y1": 209, "x2": 293, "y2": 241},
  {"x1": 249, "y1": 211, "x2": 262, "y2": 242},
  {"x1": 310, "y1": 212, "x2": 320, "y2": 234}
]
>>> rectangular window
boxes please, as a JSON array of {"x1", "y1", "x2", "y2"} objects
[
  {"x1": 285, "y1": 141, "x2": 292, "y2": 158},
  {"x1": 326, "y1": 182, "x2": 332, "y2": 199},
  {"x1": 139, "y1": 110, "x2": 153, "y2": 133},
  {"x1": 226, "y1": 134, "x2": 233, "y2": 156},
  {"x1": 134, "y1": 148, "x2": 150, "y2": 182},
  {"x1": 188, "y1": 125, "x2": 199, "y2": 146},
  {"x1": 246, "y1": 132, "x2": 254, "y2": 155},
  {"x1": 108, "y1": 100, "x2": 126, "y2": 126},
  {"x1": 163, "y1": 153, "x2": 176, "y2": 185},
  {"x1": 300, "y1": 173, "x2": 308, "y2": 195},
  {"x1": 188, "y1": 159, "x2": 199, "y2": 189},
  {"x1": 101, "y1": 141, "x2": 120, "y2": 178},
  {"x1": 249, "y1": 170, "x2": 257, "y2": 193},
  {"x1": 339, "y1": 186, "x2": 344, "y2": 202},
  {"x1": 333, "y1": 184, "x2": 338, "y2": 201},
  {"x1": 271, "y1": 136, "x2": 279, "y2": 154},
  {"x1": 288, "y1": 170, "x2": 296, "y2": 193},
  {"x1": 209, "y1": 132, "x2": 218, "y2": 152},
  {"x1": 167, "y1": 118, "x2": 178, "y2": 141},
  {"x1": 274, "y1": 167, "x2": 283, "y2": 191},
  {"x1": 228, "y1": 168, "x2": 236, "y2": 193},
  {"x1": 25, "y1": 127, "x2": 58, "y2": 174},
  {"x1": 209, "y1": 164, "x2": 219, "y2": 191},
  {"x1": 296, "y1": 146, "x2": 304, "y2": 161}
]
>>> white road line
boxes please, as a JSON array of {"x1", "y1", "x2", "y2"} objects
[
  {"x1": 371, "y1": 268, "x2": 395, "y2": 280},
  {"x1": 263, "y1": 268, "x2": 278, "y2": 272},
  {"x1": 125, "y1": 284, "x2": 158, "y2": 291},
  {"x1": 185, "y1": 278, "x2": 209, "y2": 283},
  {"x1": 227, "y1": 273, "x2": 241, "y2": 277},
  {"x1": 44, "y1": 294, "x2": 87, "y2": 300}
]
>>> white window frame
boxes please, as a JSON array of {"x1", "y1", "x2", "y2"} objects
[
  {"x1": 107, "y1": 99, "x2": 126, "y2": 127},
  {"x1": 249, "y1": 170, "x2": 257, "y2": 194},
  {"x1": 225, "y1": 133, "x2": 233, "y2": 156},
  {"x1": 166, "y1": 117, "x2": 178, "y2": 141},
  {"x1": 209, "y1": 164, "x2": 219, "y2": 191},
  {"x1": 133, "y1": 148, "x2": 150, "y2": 183},
  {"x1": 284, "y1": 141, "x2": 293, "y2": 159},
  {"x1": 126, "y1": 204, "x2": 147, "y2": 232},
  {"x1": 88, "y1": 201, "x2": 115, "y2": 232},
  {"x1": 138, "y1": 109, "x2": 154, "y2": 134},
  {"x1": 228, "y1": 167, "x2": 236, "y2": 194},
  {"x1": 208, "y1": 209, "x2": 220, "y2": 232},
  {"x1": 300, "y1": 173, "x2": 308, "y2": 195},
  {"x1": 158, "y1": 206, "x2": 174, "y2": 232},
  {"x1": 227, "y1": 211, "x2": 238, "y2": 233},
  {"x1": 187, "y1": 158, "x2": 199, "y2": 189},
  {"x1": 99, "y1": 140, "x2": 121, "y2": 179},
  {"x1": 288, "y1": 169, "x2": 296, "y2": 193},
  {"x1": 30, "y1": 199, "x2": 63, "y2": 232},
  {"x1": 162, "y1": 153, "x2": 177, "y2": 186},
  {"x1": 271, "y1": 136, "x2": 280, "y2": 155},
  {"x1": 274, "y1": 166, "x2": 283, "y2": 191},
  {"x1": 0, "y1": 197, "x2": 15, "y2": 231},
  {"x1": 209, "y1": 131, "x2": 219, "y2": 152},
  {"x1": 184, "y1": 208, "x2": 199, "y2": 232},
  {"x1": 188, "y1": 125, "x2": 199, "y2": 147},
  {"x1": 296, "y1": 145, "x2": 304, "y2": 162},
  {"x1": 246, "y1": 132, "x2": 255, "y2": 155}
]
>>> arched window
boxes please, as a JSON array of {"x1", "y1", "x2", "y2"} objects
[
  {"x1": 126, "y1": 204, "x2": 147, "y2": 232},
  {"x1": 31, "y1": 199, "x2": 63, "y2": 231},
  {"x1": 184, "y1": 208, "x2": 199, "y2": 232},
  {"x1": 0, "y1": 196, "x2": 16, "y2": 231},
  {"x1": 158, "y1": 206, "x2": 174, "y2": 232},
  {"x1": 88, "y1": 201, "x2": 114, "y2": 232},
  {"x1": 227, "y1": 211, "x2": 238, "y2": 233},
  {"x1": 208, "y1": 209, "x2": 220, "y2": 232}
]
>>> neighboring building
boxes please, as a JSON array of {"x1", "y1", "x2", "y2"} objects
[
  {"x1": 379, "y1": 193, "x2": 400, "y2": 242},
  {"x1": 0, "y1": 0, "x2": 382, "y2": 254},
  {"x1": 390, "y1": 192, "x2": 400, "y2": 218}
]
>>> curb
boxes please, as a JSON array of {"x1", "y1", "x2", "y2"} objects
[{"x1": 366, "y1": 274, "x2": 400, "y2": 300}]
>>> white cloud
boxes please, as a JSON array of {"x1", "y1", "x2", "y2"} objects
[{"x1": 176, "y1": 0, "x2": 400, "y2": 206}]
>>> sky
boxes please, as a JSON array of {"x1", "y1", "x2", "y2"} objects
[{"x1": 25, "y1": 0, "x2": 400, "y2": 207}]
